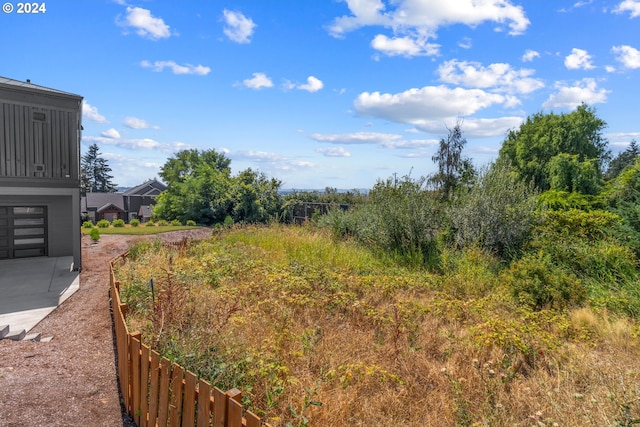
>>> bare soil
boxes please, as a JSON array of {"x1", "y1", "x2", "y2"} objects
[{"x1": 0, "y1": 228, "x2": 212, "y2": 427}]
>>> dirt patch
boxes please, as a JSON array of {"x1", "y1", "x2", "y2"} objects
[{"x1": 0, "y1": 228, "x2": 212, "y2": 427}]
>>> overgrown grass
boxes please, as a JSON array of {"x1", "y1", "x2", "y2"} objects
[
  {"x1": 115, "y1": 224, "x2": 640, "y2": 426},
  {"x1": 82, "y1": 225, "x2": 202, "y2": 235}
]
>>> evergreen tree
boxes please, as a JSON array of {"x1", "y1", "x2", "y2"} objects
[
  {"x1": 605, "y1": 140, "x2": 640, "y2": 180},
  {"x1": 81, "y1": 143, "x2": 117, "y2": 194}
]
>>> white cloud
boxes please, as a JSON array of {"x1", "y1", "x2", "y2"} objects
[
  {"x1": 297, "y1": 76, "x2": 324, "y2": 93},
  {"x1": 412, "y1": 117, "x2": 524, "y2": 138},
  {"x1": 123, "y1": 116, "x2": 159, "y2": 130},
  {"x1": 458, "y1": 37, "x2": 472, "y2": 49},
  {"x1": 120, "y1": 7, "x2": 171, "y2": 40},
  {"x1": 522, "y1": 49, "x2": 540, "y2": 62},
  {"x1": 614, "y1": 0, "x2": 640, "y2": 18},
  {"x1": 606, "y1": 65, "x2": 617, "y2": 73},
  {"x1": 354, "y1": 85, "x2": 510, "y2": 125},
  {"x1": 564, "y1": 48, "x2": 595, "y2": 70},
  {"x1": 437, "y1": 59, "x2": 544, "y2": 94},
  {"x1": 101, "y1": 128, "x2": 121, "y2": 139},
  {"x1": 371, "y1": 34, "x2": 440, "y2": 57},
  {"x1": 140, "y1": 60, "x2": 211, "y2": 75},
  {"x1": 82, "y1": 101, "x2": 107, "y2": 123},
  {"x1": 232, "y1": 150, "x2": 314, "y2": 171},
  {"x1": 83, "y1": 135, "x2": 189, "y2": 153},
  {"x1": 222, "y1": 10, "x2": 256, "y2": 44},
  {"x1": 542, "y1": 78, "x2": 610, "y2": 109},
  {"x1": 310, "y1": 132, "x2": 438, "y2": 149},
  {"x1": 316, "y1": 147, "x2": 352, "y2": 157},
  {"x1": 612, "y1": 45, "x2": 640, "y2": 69},
  {"x1": 328, "y1": 0, "x2": 530, "y2": 42},
  {"x1": 242, "y1": 72, "x2": 274, "y2": 89}
]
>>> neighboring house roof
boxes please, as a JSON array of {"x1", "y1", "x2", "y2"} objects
[
  {"x1": 97, "y1": 203, "x2": 125, "y2": 213},
  {"x1": 138, "y1": 205, "x2": 153, "y2": 218},
  {"x1": 84, "y1": 193, "x2": 125, "y2": 212},
  {"x1": 0, "y1": 76, "x2": 81, "y2": 99},
  {"x1": 123, "y1": 179, "x2": 167, "y2": 196}
]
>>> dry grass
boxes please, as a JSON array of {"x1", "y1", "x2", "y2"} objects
[{"x1": 115, "y1": 225, "x2": 640, "y2": 427}]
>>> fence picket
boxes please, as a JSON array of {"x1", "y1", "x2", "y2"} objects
[
  {"x1": 197, "y1": 380, "x2": 211, "y2": 427},
  {"x1": 148, "y1": 351, "x2": 161, "y2": 426},
  {"x1": 131, "y1": 334, "x2": 142, "y2": 426},
  {"x1": 181, "y1": 371, "x2": 197, "y2": 427},
  {"x1": 158, "y1": 357, "x2": 172, "y2": 426},
  {"x1": 140, "y1": 343, "x2": 150, "y2": 427},
  {"x1": 227, "y1": 397, "x2": 243, "y2": 427},
  {"x1": 212, "y1": 387, "x2": 226, "y2": 427},
  {"x1": 169, "y1": 364, "x2": 184, "y2": 427}
]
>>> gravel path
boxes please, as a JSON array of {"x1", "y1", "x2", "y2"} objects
[{"x1": 0, "y1": 229, "x2": 211, "y2": 427}]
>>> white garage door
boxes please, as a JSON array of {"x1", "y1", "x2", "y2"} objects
[{"x1": 0, "y1": 206, "x2": 48, "y2": 259}]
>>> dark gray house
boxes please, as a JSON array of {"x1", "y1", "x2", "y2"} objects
[
  {"x1": 0, "y1": 77, "x2": 82, "y2": 268},
  {"x1": 81, "y1": 179, "x2": 166, "y2": 223}
]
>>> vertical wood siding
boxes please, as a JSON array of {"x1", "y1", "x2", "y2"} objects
[{"x1": 0, "y1": 101, "x2": 79, "y2": 181}]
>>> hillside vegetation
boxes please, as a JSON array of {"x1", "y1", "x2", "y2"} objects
[
  {"x1": 116, "y1": 225, "x2": 639, "y2": 426},
  {"x1": 115, "y1": 105, "x2": 640, "y2": 425}
]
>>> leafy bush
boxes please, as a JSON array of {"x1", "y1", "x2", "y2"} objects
[
  {"x1": 89, "y1": 228, "x2": 100, "y2": 242},
  {"x1": 157, "y1": 220, "x2": 169, "y2": 226},
  {"x1": 324, "y1": 174, "x2": 441, "y2": 268},
  {"x1": 502, "y1": 251, "x2": 586, "y2": 310},
  {"x1": 112, "y1": 219, "x2": 125, "y2": 227},
  {"x1": 144, "y1": 221, "x2": 156, "y2": 227},
  {"x1": 171, "y1": 219, "x2": 182, "y2": 226},
  {"x1": 448, "y1": 160, "x2": 539, "y2": 258},
  {"x1": 82, "y1": 221, "x2": 94, "y2": 229},
  {"x1": 96, "y1": 219, "x2": 111, "y2": 228},
  {"x1": 186, "y1": 220, "x2": 196, "y2": 226},
  {"x1": 129, "y1": 218, "x2": 140, "y2": 227}
]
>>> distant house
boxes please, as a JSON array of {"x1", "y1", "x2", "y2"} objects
[
  {"x1": 81, "y1": 179, "x2": 166, "y2": 223},
  {"x1": 0, "y1": 76, "x2": 83, "y2": 268}
]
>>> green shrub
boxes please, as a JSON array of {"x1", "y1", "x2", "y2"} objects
[
  {"x1": 448, "y1": 160, "x2": 538, "y2": 258},
  {"x1": 325, "y1": 174, "x2": 441, "y2": 268},
  {"x1": 144, "y1": 221, "x2": 156, "y2": 227},
  {"x1": 82, "y1": 221, "x2": 94, "y2": 229},
  {"x1": 96, "y1": 219, "x2": 111, "y2": 228},
  {"x1": 112, "y1": 219, "x2": 125, "y2": 227},
  {"x1": 171, "y1": 219, "x2": 182, "y2": 226},
  {"x1": 223, "y1": 215, "x2": 234, "y2": 227},
  {"x1": 129, "y1": 218, "x2": 140, "y2": 227},
  {"x1": 89, "y1": 228, "x2": 100, "y2": 242},
  {"x1": 157, "y1": 219, "x2": 169, "y2": 226},
  {"x1": 186, "y1": 220, "x2": 196, "y2": 226},
  {"x1": 502, "y1": 251, "x2": 586, "y2": 310}
]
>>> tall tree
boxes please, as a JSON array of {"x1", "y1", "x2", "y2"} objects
[
  {"x1": 155, "y1": 149, "x2": 233, "y2": 225},
  {"x1": 81, "y1": 143, "x2": 117, "y2": 194},
  {"x1": 499, "y1": 104, "x2": 610, "y2": 192},
  {"x1": 429, "y1": 121, "x2": 474, "y2": 201},
  {"x1": 605, "y1": 140, "x2": 640, "y2": 180}
]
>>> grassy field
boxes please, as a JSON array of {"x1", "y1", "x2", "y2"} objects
[
  {"x1": 82, "y1": 225, "x2": 202, "y2": 235},
  {"x1": 114, "y1": 224, "x2": 640, "y2": 426}
]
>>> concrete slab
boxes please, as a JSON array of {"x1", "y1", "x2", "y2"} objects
[{"x1": 0, "y1": 256, "x2": 79, "y2": 333}]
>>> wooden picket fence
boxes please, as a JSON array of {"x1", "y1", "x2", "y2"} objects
[{"x1": 109, "y1": 251, "x2": 272, "y2": 427}]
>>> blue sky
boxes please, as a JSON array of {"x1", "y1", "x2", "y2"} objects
[{"x1": 2, "y1": 0, "x2": 639, "y2": 189}]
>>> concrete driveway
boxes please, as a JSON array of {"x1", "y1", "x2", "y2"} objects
[{"x1": 0, "y1": 256, "x2": 79, "y2": 335}]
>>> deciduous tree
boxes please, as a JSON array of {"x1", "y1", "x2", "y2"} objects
[{"x1": 499, "y1": 104, "x2": 609, "y2": 192}]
